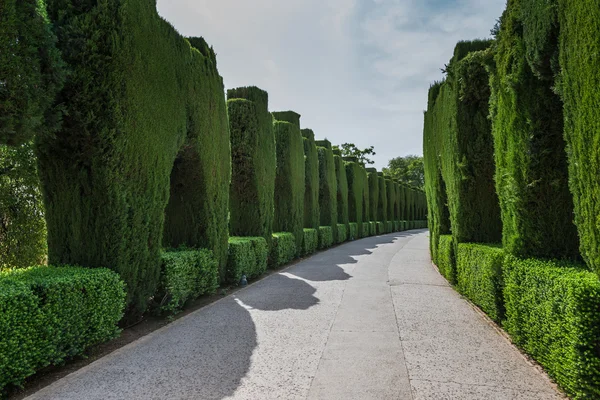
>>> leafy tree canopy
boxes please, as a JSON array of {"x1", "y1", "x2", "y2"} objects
[
  {"x1": 333, "y1": 143, "x2": 376, "y2": 165},
  {"x1": 383, "y1": 155, "x2": 424, "y2": 189}
]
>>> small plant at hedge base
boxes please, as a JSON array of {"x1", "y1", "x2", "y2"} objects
[{"x1": 270, "y1": 233, "x2": 297, "y2": 267}]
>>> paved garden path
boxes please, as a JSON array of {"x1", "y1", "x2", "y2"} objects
[{"x1": 28, "y1": 231, "x2": 564, "y2": 400}]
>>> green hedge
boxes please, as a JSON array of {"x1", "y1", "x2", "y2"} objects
[
  {"x1": 273, "y1": 119, "x2": 305, "y2": 256},
  {"x1": 490, "y1": 2, "x2": 579, "y2": 259},
  {"x1": 226, "y1": 237, "x2": 268, "y2": 283},
  {"x1": 318, "y1": 146, "x2": 337, "y2": 240},
  {"x1": 318, "y1": 226, "x2": 334, "y2": 249},
  {"x1": 156, "y1": 248, "x2": 219, "y2": 314},
  {"x1": 0, "y1": 266, "x2": 125, "y2": 391},
  {"x1": 302, "y1": 129, "x2": 320, "y2": 230},
  {"x1": 302, "y1": 228, "x2": 318, "y2": 256},
  {"x1": 368, "y1": 171, "x2": 379, "y2": 224},
  {"x1": 38, "y1": 0, "x2": 231, "y2": 318},
  {"x1": 360, "y1": 222, "x2": 370, "y2": 238},
  {"x1": 369, "y1": 222, "x2": 377, "y2": 236},
  {"x1": 345, "y1": 160, "x2": 364, "y2": 234},
  {"x1": 336, "y1": 224, "x2": 348, "y2": 243},
  {"x1": 437, "y1": 235, "x2": 456, "y2": 284},
  {"x1": 0, "y1": 0, "x2": 64, "y2": 146},
  {"x1": 377, "y1": 222, "x2": 386, "y2": 234},
  {"x1": 270, "y1": 233, "x2": 297, "y2": 267},
  {"x1": 349, "y1": 223, "x2": 358, "y2": 241},
  {"x1": 456, "y1": 243, "x2": 505, "y2": 322},
  {"x1": 558, "y1": 0, "x2": 600, "y2": 274},
  {"x1": 377, "y1": 175, "x2": 388, "y2": 222},
  {"x1": 227, "y1": 87, "x2": 276, "y2": 250},
  {"x1": 272, "y1": 111, "x2": 300, "y2": 128},
  {"x1": 394, "y1": 221, "x2": 400, "y2": 232},
  {"x1": 385, "y1": 179, "x2": 396, "y2": 224},
  {"x1": 334, "y1": 155, "x2": 349, "y2": 231},
  {"x1": 386, "y1": 221, "x2": 393, "y2": 234},
  {"x1": 504, "y1": 255, "x2": 600, "y2": 398}
]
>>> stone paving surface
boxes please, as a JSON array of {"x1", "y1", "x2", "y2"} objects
[{"x1": 27, "y1": 230, "x2": 565, "y2": 400}]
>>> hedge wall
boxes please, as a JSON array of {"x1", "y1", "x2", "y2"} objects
[
  {"x1": 345, "y1": 160, "x2": 364, "y2": 236},
  {"x1": 437, "y1": 235, "x2": 456, "y2": 284},
  {"x1": 226, "y1": 237, "x2": 268, "y2": 283},
  {"x1": 334, "y1": 154, "x2": 350, "y2": 234},
  {"x1": 302, "y1": 228, "x2": 318, "y2": 256},
  {"x1": 386, "y1": 179, "x2": 396, "y2": 223},
  {"x1": 393, "y1": 182, "x2": 401, "y2": 222},
  {"x1": 302, "y1": 129, "x2": 320, "y2": 230},
  {"x1": 0, "y1": 267, "x2": 125, "y2": 391},
  {"x1": 361, "y1": 167, "x2": 370, "y2": 224},
  {"x1": 489, "y1": 2, "x2": 579, "y2": 259},
  {"x1": 504, "y1": 255, "x2": 600, "y2": 398},
  {"x1": 318, "y1": 226, "x2": 334, "y2": 249},
  {"x1": 377, "y1": 175, "x2": 388, "y2": 223},
  {"x1": 227, "y1": 87, "x2": 276, "y2": 250},
  {"x1": 336, "y1": 224, "x2": 348, "y2": 243},
  {"x1": 368, "y1": 171, "x2": 379, "y2": 225},
  {"x1": 38, "y1": 1, "x2": 231, "y2": 318},
  {"x1": 318, "y1": 145, "x2": 337, "y2": 239},
  {"x1": 272, "y1": 111, "x2": 300, "y2": 128},
  {"x1": 456, "y1": 243, "x2": 505, "y2": 322},
  {"x1": 558, "y1": 0, "x2": 600, "y2": 274},
  {"x1": 0, "y1": 0, "x2": 64, "y2": 146},
  {"x1": 270, "y1": 232, "x2": 297, "y2": 267},
  {"x1": 273, "y1": 119, "x2": 305, "y2": 255}
]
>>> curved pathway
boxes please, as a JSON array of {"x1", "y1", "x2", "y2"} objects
[{"x1": 27, "y1": 231, "x2": 564, "y2": 400}]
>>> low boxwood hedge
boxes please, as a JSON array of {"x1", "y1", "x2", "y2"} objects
[
  {"x1": 456, "y1": 243, "x2": 504, "y2": 322},
  {"x1": 369, "y1": 222, "x2": 377, "y2": 236},
  {"x1": 226, "y1": 237, "x2": 268, "y2": 283},
  {"x1": 336, "y1": 224, "x2": 348, "y2": 243},
  {"x1": 361, "y1": 222, "x2": 370, "y2": 238},
  {"x1": 302, "y1": 228, "x2": 318, "y2": 256},
  {"x1": 504, "y1": 256, "x2": 600, "y2": 399},
  {"x1": 377, "y1": 221, "x2": 386, "y2": 234},
  {"x1": 437, "y1": 235, "x2": 455, "y2": 284},
  {"x1": 0, "y1": 266, "x2": 125, "y2": 392},
  {"x1": 156, "y1": 248, "x2": 219, "y2": 314},
  {"x1": 349, "y1": 223, "x2": 358, "y2": 240},
  {"x1": 387, "y1": 221, "x2": 393, "y2": 233},
  {"x1": 318, "y1": 226, "x2": 334, "y2": 249},
  {"x1": 394, "y1": 221, "x2": 400, "y2": 232},
  {"x1": 270, "y1": 232, "x2": 296, "y2": 267}
]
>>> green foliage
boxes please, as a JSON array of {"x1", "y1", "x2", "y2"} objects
[
  {"x1": 438, "y1": 43, "x2": 502, "y2": 246},
  {"x1": 383, "y1": 156, "x2": 424, "y2": 189},
  {"x1": 334, "y1": 143, "x2": 376, "y2": 165},
  {"x1": 377, "y1": 176, "x2": 388, "y2": 222},
  {"x1": 336, "y1": 224, "x2": 348, "y2": 243},
  {"x1": 270, "y1": 233, "x2": 297, "y2": 267},
  {"x1": 334, "y1": 155, "x2": 349, "y2": 231},
  {"x1": 489, "y1": 2, "x2": 578, "y2": 259},
  {"x1": 302, "y1": 228, "x2": 318, "y2": 256},
  {"x1": 38, "y1": 1, "x2": 231, "y2": 318},
  {"x1": 315, "y1": 139, "x2": 332, "y2": 150},
  {"x1": 226, "y1": 237, "x2": 268, "y2": 283},
  {"x1": 302, "y1": 130, "x2": 320, "y2": 229},
  {"x1": 273, "y1": 120, "x2": 305, "y2": 256},
  {"x1": 393, "y1": 221, "x2": 400, "y2": 232},
  {"x1": 349, "y1": 223, "x2": 358, "y2": 241},
  {"x1": 456, "y1": 243, "x2": 505, "y2": 322},
  {"x1": 317, "y1": 146, "x2": 337, "y2": 239},
  {"x1": 0, "y1": 142, "x2": 47, "y2": 270},
  {"x1": 368, "y1": 171, "x2": 379, "y2": 225},
  {"x1": 386, "y1": 179, "x2": 396, "y2": 222},
  {"x1": 272, "y1": 111, "x2": 300, "y2": 128},
  {"x1": 0, "y1": 0, "x2": 65, "y2": 146},
  {"x1": 0, "y1": 266, "x2": 125, "y2": 391},
  {"x1": 437, "y1": 235, "x2": 456, "y2": 284},
  {"x1": 370, "y1": 222, "x2": 377, "y2": 236},
  {"x1": 345, "y1": 160, "x2": 364, "y2": 234},
  {"x1": 156, "y1": 248, "x2": 219, "y2": 314},
  {"x1": 377, "y1": 222, "x2": 386, "y2": 234},
  {"x1": 386, "y1": 221, "x2": 393, "y2": 234},
  {"x1": 227, "y1": 87, "x2": 276, "y2": 250},
  {"x1": 504, "y1": 255, "x2": 600, "y2": 398},
  {"x1": 318, "y1": 226, "x2": 334, "y2": 249},
  {"x1": 558, "y1": 0, "x2": 600, "y2": 274}
]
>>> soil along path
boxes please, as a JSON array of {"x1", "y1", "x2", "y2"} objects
[{"x1": 26, "y1": 231, "x2": 563, "y2": 400}]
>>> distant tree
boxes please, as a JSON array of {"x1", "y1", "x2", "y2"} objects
[
  {"x1": 383, "y1": 155, "x2": 424, "y2": 189},
  {"x1": 333, "y1": 143, "x2": 376, "y2": 165}
]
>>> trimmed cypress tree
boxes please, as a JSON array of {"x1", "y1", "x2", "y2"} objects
[
  {"x1": 272, "y1": 111, "x2": 301, "y2": 129},
  {"x1": 345, "y1": 159, "x2": 364, "y2": 235},
  {"x1": 301, "y1": 129, "x2": 320, "y2": 229},
  {"x1": 360, "y1": 166, "x2": 370, "y2": 226},
  {"x1": 438, "y1": 41, "x2": 502, "y2": 246},
  {"x1": 378, "y1": 175, "x2": 388, "y2": 222},
  {"x1": 386, "y1": 179, "x2": 396, "y2": 224},
  {"x1": 393, "y1": 182, "x2": 401, "y2": 223},
  {"x1": 490, "y1": 1, "x2": 579, "y2": 259},
  {"x1": 318, "y1": 145, "x2": 337, "y2": 237},
  {"x1": 558, "y1": 0, "x2": 600, "y2": 272},
  {"x1": 272, "y1": 120, "x2": 305, "y2": 255},
  {"x1": 227, "y1": 87, "x2": 276, "y2": 249},
  {"x1": 38, "y1": 0, "x2": 231, "y2": 318},
  {"x1": 334, "y1": 154, "x2": 349, "y2": 231},
  {"x1": 316, "y1": 139, "x2": 332, "y2": 150},
  {"x1": 368, "y1": 170, "x2": 379, "y2": 225},
  {"x1": 0, "y1": 0, "x2": 64, "y2": 146}
]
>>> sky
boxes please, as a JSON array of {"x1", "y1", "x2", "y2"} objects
[{"x1": 157, "y1": 0, "x2": 506, "y2": 170}]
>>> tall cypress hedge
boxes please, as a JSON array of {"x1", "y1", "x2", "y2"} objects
[
  {"x1": 377, "y1": 174, "x2": 388, "y2": 222},
  {"x1": 334, "y1": 154, "x2": 349, "y2": 231},
  {"x1": 272, "y1": 119, "x2": 305, "y2": 255},
  {"x1": 345, "y1": 159, "x2": 364, "y2": 235},
  {"x1": 0, "y1": 0, "x2": 64, "y2": 146},
  {"x1": 438, "y1": 41, "x2": 502, "y2": 245},
  {"x1": 227, "y1": 87, "x2": 276, "y2": 249},
  {"x1": 367, "y1": 169, "x2": 379, "y2": 224},
  {"x1": 393, "y1": 182, "x2": 401, "y2": 223},
  {"x1": 272, "y1": 111, "x2": 301, "y2": 128},
  {"x1": 301, "y1": 129, "x2": 319, "y2": 229},
  {"x1": 490, "y1": 1, "x2": 579, "y2": 259},
  {"x1": 558, "y1": 0, "x2": 600, "y2": 272},
  {"x1": 386, "y1": 179, "x2": 396, "y2": 223},
  {"x1": 360, "y1": 166, "x2": 370, "y2": 225},
  {"x1": 37, "y1": 1, "x2": 231, "y2": 318},
  {"x1": 318, "y1": 145, "x2": 337, "y2": 237}
]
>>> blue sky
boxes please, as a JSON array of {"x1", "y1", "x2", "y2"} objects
[{"x1": 157, "y1": 0, "x2": 506, "y2": 170}]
